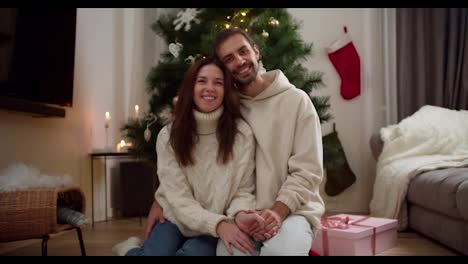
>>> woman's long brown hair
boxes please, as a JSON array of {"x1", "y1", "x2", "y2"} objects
[{"x1": 169, "y1": 57, "x2": 241, "y2": 167}]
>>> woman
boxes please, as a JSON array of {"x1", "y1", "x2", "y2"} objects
[{"x1": 112, "y1": 57, "x2": 262, "y2": 256}]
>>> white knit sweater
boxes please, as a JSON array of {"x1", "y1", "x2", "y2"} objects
[
  {"x1": 239, "y1": 70, "x2": 325, "y2": 235},
  {"x1": 155, "y1": 106, "x2": 256, "y2": 238}
]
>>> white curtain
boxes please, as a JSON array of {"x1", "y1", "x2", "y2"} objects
[
  {"x1": 382, "y1": 8, "x2": 397, "y2": 126},
  {"x1": 119, "y1": 8, "x2": 162, "y2": 122}
]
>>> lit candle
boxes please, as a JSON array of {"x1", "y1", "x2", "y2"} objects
[
  {"x1": 105, "y1": 112, "x2": 111, "y2": 128},
  {"x1": 134, "y1": 105, "x2": 139, "y2": 119},
  {"x1": 117, "y1": 139, "x2": 130, "y2": 152}
]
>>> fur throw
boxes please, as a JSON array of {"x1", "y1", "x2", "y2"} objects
[
  {"x1": 370, "y1": 105, "x2": 468, "y2": 230},
  {"x1": 0, "y1": 163, "x2": 73, "y2": 192}
]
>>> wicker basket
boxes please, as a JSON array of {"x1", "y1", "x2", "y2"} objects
[{"x1": 0, "y1": 186, "x2": 85, "y2": 242}]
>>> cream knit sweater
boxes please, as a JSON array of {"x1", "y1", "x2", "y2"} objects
[
  {"x1": 239, "y1": 70, "x2": 325, "y2": 235},
  {"x1": 155, "y1": 106, "x2": 256, "y2": 238}
]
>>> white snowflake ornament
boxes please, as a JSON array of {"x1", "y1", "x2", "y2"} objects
[{"x1": 173, "y1": 8, "x2": 201, "y2": 31}]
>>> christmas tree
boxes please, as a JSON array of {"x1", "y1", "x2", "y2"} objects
[{"x1": 122, "y1": 8, "x2": 333, "y2": 165}]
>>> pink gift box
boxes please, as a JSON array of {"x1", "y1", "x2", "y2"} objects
[{"x1": 311, "y1": 214, "x2": 398, "y2": 256}]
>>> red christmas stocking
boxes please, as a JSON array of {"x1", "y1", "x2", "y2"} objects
[{"x1": 328, "y1": 27, "x2": 361, "y2": 100}]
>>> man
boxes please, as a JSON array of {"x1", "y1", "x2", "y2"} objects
[{"x1": 145, "y1": 28, "x2": 325, "y2": 256}]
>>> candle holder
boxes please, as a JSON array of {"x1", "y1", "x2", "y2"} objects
[
  {"x1": 134, "y1": 105, "x2": 140, "y2": 120},
  {"x1": 104, "y1": 111, "x2": 111, "y2": 151},
  {"x1": 105, "y1": 123, "x2": 110, "y2": 150}
]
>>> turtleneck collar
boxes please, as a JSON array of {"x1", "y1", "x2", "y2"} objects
[{"x1": 193, "y1": 105, "x2": 223, "y2": 135}]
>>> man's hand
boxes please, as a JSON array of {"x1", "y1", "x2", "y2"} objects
[
  {"x1": 250, "y1": 202, "x2": 290, "y2": 241},
  {"x1": 249, "y1": 209, "x2": 281, "y2": 241},
  {"x1": 217, "y1": 221, "x2": 255, "y2": 255},
  {"x1": 235, "y1": 211, "x2": 265, "y2": 234},
  {"x1": 143, "y1": 201, "x2": 165, "y2": 241}
]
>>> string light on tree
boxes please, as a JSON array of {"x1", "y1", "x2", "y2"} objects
[
  {"x1": 229, "y1": 9, "x2": 252, "y2": 29},
  {"x1": 262, "y1": 29, "x2": 269, "y2": 38}
]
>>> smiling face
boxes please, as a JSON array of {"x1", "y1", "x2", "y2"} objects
[
  {"x1": 193, "y1": 63, "x2": 225, "y2": 113},
  {"x1": 216, "y1": 33, "x2": 260, "y2": 85}
]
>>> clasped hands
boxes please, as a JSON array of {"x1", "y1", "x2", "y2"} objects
[
  {"x1": 236, "y1": 209, "x2": 280, "y2": 241},
  {"x1": 217, "y1": 209, "x2": 281, "y2": 255}
]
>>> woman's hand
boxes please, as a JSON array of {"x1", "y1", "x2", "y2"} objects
[
  {"x1": 235, "y1": 210, "x2": 265, "y2": 234},
  {"x1": 216, "y1": 221, "x2": 254, "y2": 255},
  {"x1": 143, "y1": 201, "x2": 165, "y2": 241},
  {"x1": 249, "y1": 209, "x2": 281, "y2": 241}
]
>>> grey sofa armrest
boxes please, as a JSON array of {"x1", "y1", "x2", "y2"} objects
[{"x1": 370, "y1": 133, "x2": 384, "y2": 161}]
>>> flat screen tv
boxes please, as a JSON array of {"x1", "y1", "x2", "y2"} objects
[{"x1": 0, "y1": 8, "x2": 76, "y2": 117}]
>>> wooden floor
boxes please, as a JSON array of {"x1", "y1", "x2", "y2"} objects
[{"x1": 0, "y1": 217, "x2": 461, "y2": 256}]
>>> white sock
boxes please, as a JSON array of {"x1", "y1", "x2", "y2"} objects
[{"x1": 112, "y1": 236, "x2": 142, "y2": 256}]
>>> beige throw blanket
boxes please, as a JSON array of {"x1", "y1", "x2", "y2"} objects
[{"x1": 370, "y1": 105, "x2": 468, "y2": 230}]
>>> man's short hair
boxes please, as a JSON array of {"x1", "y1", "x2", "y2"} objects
[
  {"x1": 214, "y1": 28, "x2": 257, "y2": 55},
  {"x1": 213, "y1": 28, "x2": 260, "y2": 63}
]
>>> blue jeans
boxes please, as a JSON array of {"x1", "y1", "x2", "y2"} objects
[{"x1": 126, "y1": 220, "x2": 217, "y2": 256}]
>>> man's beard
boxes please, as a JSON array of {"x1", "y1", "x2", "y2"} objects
[{"x1": 233, "y1": 62, "x2": 258, "y2": 86}]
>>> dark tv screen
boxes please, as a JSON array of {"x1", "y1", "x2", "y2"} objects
[{"x1": 0, "y1": 8, "x2": 76, "y2": 109}]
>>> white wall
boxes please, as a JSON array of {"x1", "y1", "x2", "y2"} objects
[{"x1": 289, "y1": 8, "x2": 387, "y2": 213}]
